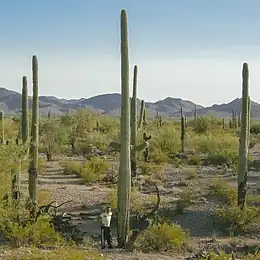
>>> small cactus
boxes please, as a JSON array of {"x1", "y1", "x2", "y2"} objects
[{"x1": 0, "y1": 110, "x2": 4, "y2": 144}]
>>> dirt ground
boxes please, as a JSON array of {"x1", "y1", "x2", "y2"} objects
[{"x1": 2, "y1": 145, "x2": 260, "y2": 259}]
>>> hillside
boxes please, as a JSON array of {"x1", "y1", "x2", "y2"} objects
[{"x1": 1, "y1": 87, "x2": 260, "y2": 119}]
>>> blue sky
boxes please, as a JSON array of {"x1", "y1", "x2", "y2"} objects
[{"x1": 1, "y1": 0, "x2": 260, "y2": 106}]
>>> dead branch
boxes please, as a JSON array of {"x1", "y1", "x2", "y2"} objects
[{"x1": 126, "y1": 185, "x2": 160, "y2": 249}]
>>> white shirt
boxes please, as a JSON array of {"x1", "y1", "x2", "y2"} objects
[{"x1": 100, "y1": 212, "x2": 112, "y2": 227}]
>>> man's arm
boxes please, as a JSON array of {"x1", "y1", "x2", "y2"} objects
[{"x1": 98, "y1": 213, "x2": 104, "y2": 226}]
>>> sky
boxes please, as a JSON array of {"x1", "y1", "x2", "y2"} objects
[{"x1": 1, "y1": 0, "x2": 260, "y2": 106}]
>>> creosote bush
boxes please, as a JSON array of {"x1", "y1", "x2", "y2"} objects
[
  {"x1": 134, "y1": 223, "x2": 189, "y2": 252},
  {"x1": 215, "y1": 206, "x2": 260, "y2": 233},
  {"x1": 0, "y1": 205, "x2": 64, "y2": 247},
  {"x1": 62, "y1": 157, "x2": 110, "y2": 183}
]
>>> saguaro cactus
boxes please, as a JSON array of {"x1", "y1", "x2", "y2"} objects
[
  {"x1": 130, "y1": 66, "x2": 151, "y2": 176},
  {"x1": 0, "y1": 110, "x2": 4, "y2": 144},
  {"x1": 130, "y1": 65, "x2": 138, "y2": 177},
  {"x1": 117, "y1": 9, "x2": 131, "y2": 248},
  {"x1": 22, "y1": 76, "x2": 29, "y2": 144},
  {"x1": 180, "y1": 107, "x2": 185, "y2": 152},
  {"x1": 237, "y1": 63, "x2": 249, "y2": 209},
  {"x1": 193, "y1": 105, "x2": 197, "y2": 125},
  {"x1": 138, "y1": 100, "x2": 145, "y2": 129},
  {"x1": 28, "y1": 55, "x2": 39, "y2": 210}
]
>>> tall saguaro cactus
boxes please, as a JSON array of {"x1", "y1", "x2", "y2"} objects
[
  {"x1": 22, "y1": 76, "x2": 29, "y2": 144},
  {"x1": 130, "y1": 65, "x2": 138, "y2": 177},
  {"x1": 117, "y1": 9, "x2": 131, "y2": 248},
  {"x1": 0, "y1": 110, "x2": 4, "y2": 144},
  {"x1": 28, "y1": 55, "x2": 39, "y2": 210},
  {"x1": 237, "y1": 63, "x2": 249, "y2": 209}
]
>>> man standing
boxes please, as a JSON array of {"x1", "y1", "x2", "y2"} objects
[{"x1": 100, "y1": 206, "x2": 113, "y2": 249}]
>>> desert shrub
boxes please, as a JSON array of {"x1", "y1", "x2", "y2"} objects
[
  {"x1": 205, "y1": 151, "x2": 235, "y2": 166},
  {"x1": 189, "y1": 133, "x2": 238, "y2": 157},
  {"x1": 62, "y1": 158, "x2": 110, "y2": 182},
  {"x1": 62, "y1": 161, "x2": 81, "y2": 175},
  {"x1": 149, "y1": 148, "x2": 169, "y2": 164},
  {"x1": 250, "y1": 123, "x2": 260, "y2": 134},
  {"x1": 134, "y1": 223, "x2": 189, "y2": 252},
  {"x1": 194, "y1": 117, "x2": 210, "y2": 133},
  {"x1": 80, "y1": 157, "x2": 110, "y2": 183},
  {"x1": 0, "y1": 205, "x2": 64, "y2": 247},
  {"x1": 215, "y1": 206, "x2": 259, "y2": 233},
  {"x1": 151, "y1": 126, "x2": 180, "y2": 156},
  {"x1": 188, "y1": 155, "x2": 201, "y2": 165},
  {"x1": 139, "y1": 163, "x2": 165, "y2": 175},
  {"x1": 198, "y1": 251, "x2": 234, "y2": 260},
  {"x1": 211, "y1": 180, "x2": 237, "y2": 205}
]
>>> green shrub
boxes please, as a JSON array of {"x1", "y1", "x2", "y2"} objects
[
  {"x1": 211, "y1": 180, "x2": 237, "y2": 205},
  {"x1": 205, "y1": 153, "x2": 231, "y2": 166},
  {"x1": 188, "y1": 155, "x2": 201, "y2": 165},
  {"x1": 194, "y1": 117, "x2": 210, "y2": 133},
  {"x1": 80, "y1": 157, "x2": 110, "y2": 183},
  {"x1": 62, "y1": 161, "x2": 81, "y2": 175},
  {"x1": 0, "y1": 206, "x2": 64, "y2": 247},
  {"x1": 215, "y1": 206, "x2": 259, "y2": 233},
  {"x1": 135, "y1": 223, "x2": 189, "y2": 252},
  {"x1": 62, "y1": 158, "x2": 110, "y2": 183}
]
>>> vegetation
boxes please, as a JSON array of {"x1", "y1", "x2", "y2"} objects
[{"x1": 0, "y1": 7, "x2": 260, "y2": 260}]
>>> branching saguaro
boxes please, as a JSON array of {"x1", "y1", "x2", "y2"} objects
[
  {"x1": 28, "y1": 55, "x2": 39, "y2": 214},
  {"x1": 237, "y1": 62, "x2": 250, "y2": 209},
  {"x1": 117, "y1": 9, "x2": 131, "y2": 248}
]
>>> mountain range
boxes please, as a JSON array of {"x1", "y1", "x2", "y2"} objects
[{"x1": 0, "y1": 87, "x2": 260, "y2": 119}]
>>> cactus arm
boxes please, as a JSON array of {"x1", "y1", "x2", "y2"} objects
[{"x1": 137, "y1": 100, "x2": 145, "y2": 130}]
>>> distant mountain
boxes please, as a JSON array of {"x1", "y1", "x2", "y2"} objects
[{"x1": 0, "y1": 87, "x2": 259, "y2": 119}]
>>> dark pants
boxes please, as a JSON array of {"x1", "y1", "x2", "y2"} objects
[{"x1": 101, "y1": 226, "x2": 113, "y2": 248}]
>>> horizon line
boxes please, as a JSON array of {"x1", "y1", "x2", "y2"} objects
[{"x1": 0, "y1": 86, "x2": 248, "y2": 108}]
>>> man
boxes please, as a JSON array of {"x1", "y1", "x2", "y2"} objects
[{"x1": 100, "y1": 206, "x2": 113, "y2": 249}]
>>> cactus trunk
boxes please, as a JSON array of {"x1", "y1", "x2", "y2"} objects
[
  {"x1": 11, "y1": 161, "x2": 21, "y2": 202},
  {"x1": 0, "y1": 110, "x2": 4, "y2": 144},
  {"x1": 22, "y1": 76, "x2": 29, "y2": 144},
  {"x1": 180, "y1": 107, "x2": 185, "y2": 152},
  {"x1": 28, "y1": 55, "x2": 39, "y2": 211},
  {"x1": 130, "y1": 65, "x2": 138, "y2": 177},
  {"x1": 237, "y1": 63, "x2": 249, "y2": 209},
  {"x1": 247, "y1": 97, "x2": 251, "y2": 148},
  {"x1": 117, "y1": 9, "x2": 131, "y2": 248}
]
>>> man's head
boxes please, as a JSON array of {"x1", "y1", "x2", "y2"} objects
[{"x1": 106, "y1": 206, "x2": 112, "y2": 213}]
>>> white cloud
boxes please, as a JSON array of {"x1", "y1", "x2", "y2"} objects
[{"x1": 0, "y1": 46, "x2": 260, "y2": 107}]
